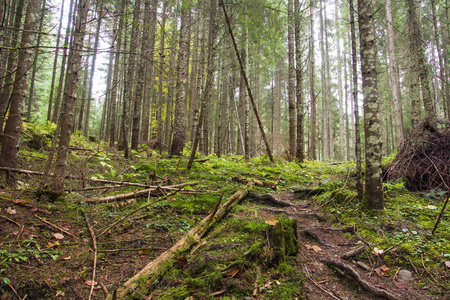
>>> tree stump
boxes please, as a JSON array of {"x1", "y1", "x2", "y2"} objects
[{"x1": 268, "y1": 217, "x2": 298, "y2": 265}]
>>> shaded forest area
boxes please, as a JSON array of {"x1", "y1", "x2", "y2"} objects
[{"x1": 0, "y1": 0, "x2": 450, "y2": 299}]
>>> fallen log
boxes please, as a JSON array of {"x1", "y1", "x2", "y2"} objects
[
  {"x1": 107, "y1": 185, "x2": 251, "y2": 299},
  {"x1": 341, "y1": 246, "x2": 366, "y2": 260},
  {"x1": 247, "y1": 192, "x2": 292, "y2": 207},
  {"x1": 79, "y1": 183, "x2": 195, "y2": 203},
  {"x1": 320, "y1": 257, "x2": 401, "y2": 300},
  {"x1": 232, "y1": 176, "x2": 277, "y2": 190}
]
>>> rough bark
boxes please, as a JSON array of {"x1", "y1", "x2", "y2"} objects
[
  {"x1": 170, "y1": 1, "x2": 191, "y2": 156},
  {"x1": 0, "y1": 0, "x2": 41, "y2": 180},
  {"x1": 156, "y1": 0, "x2": 167, "y2": 146},
  {"x1": 288, "y1": 0, "x2": 296, "y2": 160},
  {"x1": 309, "y1": 3, "x2": 317, "y2": 160},
  {"x1": 51, "y1": 0, "x2": 89, "y2": 196},
  {"x1": 358, "y1": 0, "x2": 384, "y2": 209},
  {"x1": 335, "y1": 0, "x2": 344, "y2": 160},
  {"x1": 295, "y1": 0, "x2": 304, "y2": 163}
]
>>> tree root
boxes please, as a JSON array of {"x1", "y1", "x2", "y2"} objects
[{"x1": 320, "y1": 257, "x2": 401, "y2": 300}]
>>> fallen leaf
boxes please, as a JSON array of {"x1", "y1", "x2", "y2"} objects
[
  {"x1": 29, "y1": 207, "x2": 38, "y2": 212},
  {"x1": 373, "y1": 247, "x2": 384, "y2": 255},
  {"x1": 380, "y1": 265, "x2": 390, "y2": 272},
  {"x1": 55, "y1": 290, "x2": 65, "y2": 297},
  {"x1": 85, "y1": 280, "x2": 98, "y2": 287},
  {"x1": 62, "y1": 256, "x2": 71, "y2": 260},
  {"x1": 445, "y1": 261, "x2": 450, "y2": 268},
  {"x1": 46, "y1": 241, "x2": 60, "y2": 248},
  {"x1": 5, "y1": 207, "x2": 16, "y2": 215},
  {"x1": 305, "y1": 244, "x2": 322, "y2": 252},
  {"x1": 54, "y1": 233, "x2": 64, "y2": 240},
  {"x1": 265, "y1": 218, "x2": 278, "y2": 226},
  {"x1": 210, "y1": 288, "x2": 227, "y2": 296},
  {"x1": 223, "y1": 268, "x2": 240, "y2": 278},
  {"x1": 139, "y1": 249, "x2": 150, "y2": 255}
]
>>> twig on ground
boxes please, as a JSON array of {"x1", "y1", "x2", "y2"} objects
[
  {"x1": 8, "y1": 283, "x2": 25, "y2": 300},
  {"x1": 380, "y1": 238, "x2": 407, "y2": 256},
  {"x1": 305, "y1": 265, "x2": 342, "y2": 300},
  {"x1": 253, "y1": 266, "x2": 261, "y2": 296},
  {"x1": 97, "y1": 189, "x2": 182, "y2": 238},
  {"x1": 34, "y1": 214, "x2": 79, "y2": 240},
  {"x1": 0, "y1": 214, "x2": 21, "y2": 227},
  {"x1": 432, "y1": 192, "x2": 450, "y2": 235},
  {"x1": 341, "y1": 246, "x2": 366, "y2": 260},
  {"x1": 208, "y1": 191, "x2": 225, "y2": 222},
  {"x1": 83, "y1": 211, "x2": 98, "y2": 300},
  {"x1": 421, "y1": 254, "x2": 448, "y2": 290}
]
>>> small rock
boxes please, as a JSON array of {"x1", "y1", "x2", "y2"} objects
[{"x1": 397, "y1": 270, "x2": 414, "y2": 282}]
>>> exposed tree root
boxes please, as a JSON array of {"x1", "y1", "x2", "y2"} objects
[{"x1": 320, "y1": 257, "x2": 401, "y2": 300}]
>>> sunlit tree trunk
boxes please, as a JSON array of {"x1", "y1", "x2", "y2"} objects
[
  {"x1": 358, "y1": 0, "x2": 384, "y2": 209},
  {"x1": 319, "y1": 0, "x2": 328, "y2": 159},
  {"x1": 324, "y1": 4, "x2": 333, "y2": 160},
  {"x1": 273, "y1": 57, "x2": 282, "y2": 157},
  {"x1": 164, "y1": 19, "x2": 178, "y2": 146},
  {"x1": 51, "y1": 0, "x2": 89, "y2": 196},
  {"x1": 0, "y1": 0, "x2": 41, "y2": 182},
  {"x1": 295, "y1": 0, "x2": 304, "y2": 163},
  {"x1": 156, "y1": 0, "x2": 167, "y2": 145},
  {"x1": 335, "y1": 0, "x2": 344, "y2": 161}
]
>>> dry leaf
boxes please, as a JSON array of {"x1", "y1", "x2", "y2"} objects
[
  {"x1": 46, "y1": 241, "x2": 60, "y2": 248},
  {"x1": 85, "y1": 280, "x2": 98, "y2": 287},
  {"x1": 445, "y1": 261, "x2": 450, "y2": 268},
  {"x1": 373, "y1": 247, "x2": 384, "y2": 255},
  {"x1": 305, "y1": 244, "x2": 322, "y2": 252},
  {"x1": 5, "y1": 207, "x2": 16, "y2": 215},
  {"x1": 223, "y1": 268, "x2": 240, "y2": 278},
  {"x1": 29, "y1": 207, "x2": 38, "y2": 212},
  {"x1": 54, "y1": 233, "x2": 64, "y2": 240},
  {"x1": 265, "y1": 218, "x2": 278, "y2": 226},
  {"x1": 139, "y1": 249, "x2": 150, "y2": 255},
  {"x1": 55, "y1": 290, "x2": 65, "y2": 297},
  {"x1": 396, "y1": 282, "x2": 408, "y2": 289},
  {"x1": 375, "y1": 265, "x2": 390, "y2": 277},
  {"x1": 62, "y1": 256, "x2": 71, "y2": 260}
]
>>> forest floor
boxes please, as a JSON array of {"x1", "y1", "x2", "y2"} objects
[{"x1": 1, "y1": 128, "x2": 450, "y2": 299}]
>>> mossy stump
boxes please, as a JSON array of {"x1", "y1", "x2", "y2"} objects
[{"x1": 268, "y1": 217, "x2": 298, "y2": 265}]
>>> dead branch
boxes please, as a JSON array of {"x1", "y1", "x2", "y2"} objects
[
  {"x1": 233, "y1": 177, "x2": 277, "y2": 190},
  {"x1": 107, "y1": 185, "x2": 251, "y2": 300},
  {"x1": 34, "y1": 214, "x2": 79, "y2": 240},
  {"x1": 97, "y1": 189, "x2": 181, "y2": 238},
  {"x1": 0, "y1": 214, "x2": 21, "y2": 227},
  {"x1": 80, "y1": 183, "x2": 195, "y2": 203},
  {"x1": 320, "y1": 257, "x2": 401, "y2": 300},
  {"x1": 432, "y1": 192, "x2": 450, "y2": 235},
  {"x1": 247, "y1": 192, "x2": 292, "y2": 207},
  {"x1": 66, "y1": 185, "x2": 124, "y2": 192},
  {"x1": 341, "y1": 246, "x2": 366, "y2": 260},
  {"x1": 83, "y1": 212, "x2": 98, "y2": 300}
]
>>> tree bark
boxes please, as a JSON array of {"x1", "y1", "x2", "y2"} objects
[
  {"x1": 295, "y1": 0, "x2": 304, "y2": 163},
  {"x1": 51, "y1": 0, "x2": 90, "y2": 196},
  {"x1": 335, "y1": 0, "x2": 344, "y2": 161},
  {"x1": 358, "y1": 0, "x2": 384, "y2": 209},
  {"x1": 288, "y1": 0, "x2": 296, "y2": 160},
  {"x1": 0, "y1": 0, "x2": 41, "y2": 182},
  {"x1": 309, "y1": 3, "x2": 317, "y2": 160}
]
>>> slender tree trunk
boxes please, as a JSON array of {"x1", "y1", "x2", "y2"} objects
[
  {"x1": 0, "y1": 0, "x2": 41, "y2": 181},
  {"x1": 100, "y1": 44, "x2": 115, "y2": 142},
  {"x1": 358, "y1": 0, "x2": 384, "y2": 209},
  {"x1": 319, "y1": 0, "x2": 328, "y2": 159},
  {"x1": 273, "y1": 58, "x2": 281, "y2": 157},
  {"x1": 295, "y1": 0, "x2": 304, "y2": 163},
  {"x1": 156, "y1": 0, "x2": 167, "y2": 145},
  {"x1": 350, "y1": 0, "x2": 363, "y2": 200},
  {"x1": 309, "y1": 3, "x2": 316, "y2": 160},
  {"x1": 171, "y1": 0, "x2": 191, "y2": 156},
  {"x1": 51, "y1": 0, "x2": 89, "y2": 196},
  {"x1": 288, "y1": 0, "x2": 296, "y2": 160},
  {"x1": 27, "y1": 0, "x2": 45, "y2": 121},
  {"x1": 324, "y1": 5, "x2": 333, "y2": 160},
  {"x1": 140, "y1": 0, "x2": 157, "y2": 141},
  {"x1": 335, "y1": 0, "x2": 344, "y2": 161},
  {"x1": 188, "y1": 8, "x2": 200, "y2": 143},
  {"x1": 164, "y1": 19, "x2": 178, "y2": 146},
  {"x1": 384, "y1": 0, "x2": 404, "y2": 145}
]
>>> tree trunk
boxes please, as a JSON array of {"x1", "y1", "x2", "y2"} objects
[
  {"x1": 156, "y1": 0, "x2": 167, "y2": 145},
  {"x1": 309, "y1": 3, "x2": 317, "y2": 160},
  {"x1": 164, "y1": 19, "x2": 178, "y2": 146},
  {"x1": 288, "y1": 0, "x2": 296, "y2": 160},
  {"x1": 295, "y1": 0, "x2": 304, "y2": 163},
  {"x1": 350, "y1": 0, "x2": 363, "y2": 200},
  {"x1": 358, "y1": 0, "x2": 384, "y2": 209},
  {"x1": 0, "y1": 0, "x2": 41, "y2": 182},
  {"x1": 170, "y1": 0, "x2": 191, "y2": 156},
  {"x1": 273, "y1": 57, "x2": 281, "y2": 157},
  {"x1": 51, "y1": 0, "x2": 89, "y2": 196},
  {"x1": 319, "y1": 0, "x2": 328, "y2": 159},
  {"x1": 384, "y1": 0, "x2": 404, "y2": 146},
  {"x1": 335, "y1": 0, "x2": 344, "y2": 161},
  {"x1": 324, "y1": 5, "x2": 333, "y2": 160},
  {"x1": 0, "y1": 0, "x2": 25, "y2": 140},
  {"x1": 140, "y1": 0, "x2": 157, "y2": 142}
]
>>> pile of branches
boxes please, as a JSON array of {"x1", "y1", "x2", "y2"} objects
[{"x1": 385, "y1": 117, "x2": 450, "y2": 191}]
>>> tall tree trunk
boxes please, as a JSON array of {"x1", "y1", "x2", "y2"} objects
[
  {"x1": 51, "y1": 0, "x2": 89, "y2": 196},
  {"x1": 120, "y1": 0, "x2": 141, "y2": 158},
  {"x1": 335, "y1": 0, "x2": 344, "y2": 161},
  {"x1": 358, "y1": 0, "x2": 384, "y2": 209},
  {"x1": 384, "y1": 0, "x2": 404, "y2": 145},
  {"x1": 324, "y1": 5, "x2": 333, "y2": 160},
  {"x1": 156, "y1": 0, "x2": 167, "y2": 145},
  {"x1": 164, "y1": 19, "x2": 178, "y2": 146},
  {"x1": 188, "y1": 8, "x2": 201, "y2": 143},
  {"x1": 0, "y1": 0, "x2": 24, "y2": 139},
  {"x1": 319, "y1": 0, "x2": 328, "y2": 159},
  {"x1": 109, "y1": 0, "x2": 125, "y2": 148},
  {"x1": 46, "y1": 0, "x2": 67, "y2": 121},
  {"x1": 27, "y1": 0, "x2": 46, "y2": 121},
  {"x1": 309, "y1": 2, "x2": 317, "y2": 160},
  {"x1": 273, "y1": 57, "x2": 281, "y2": 157},
  {"x1": 288, "y1": 0, "x2": 296, "y2": 160},
  {"x1": 170, "y1": 0, "x2": 191, "y2": 156},
  {"x1": 295, "y1": 0, "x2": 304, "y2": 163},
  {"x1": 83, "y1": 0, "x2": 103, "y2": 137},
  {"x1": 140, "y1": 0, "x2": 157, "y2": 141},
  {"x1": 0, "y1": 0, "x2": 41, "y2": 182},
  {"x1": 187, "y1": 0, "x2": 217, "y2": 170},
  {"x1": 350, "y1": 0, "x2": 363, "y2": 200},
  {"x1": 101, "y1": 42, "x2": 115, "y2": 142}
]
